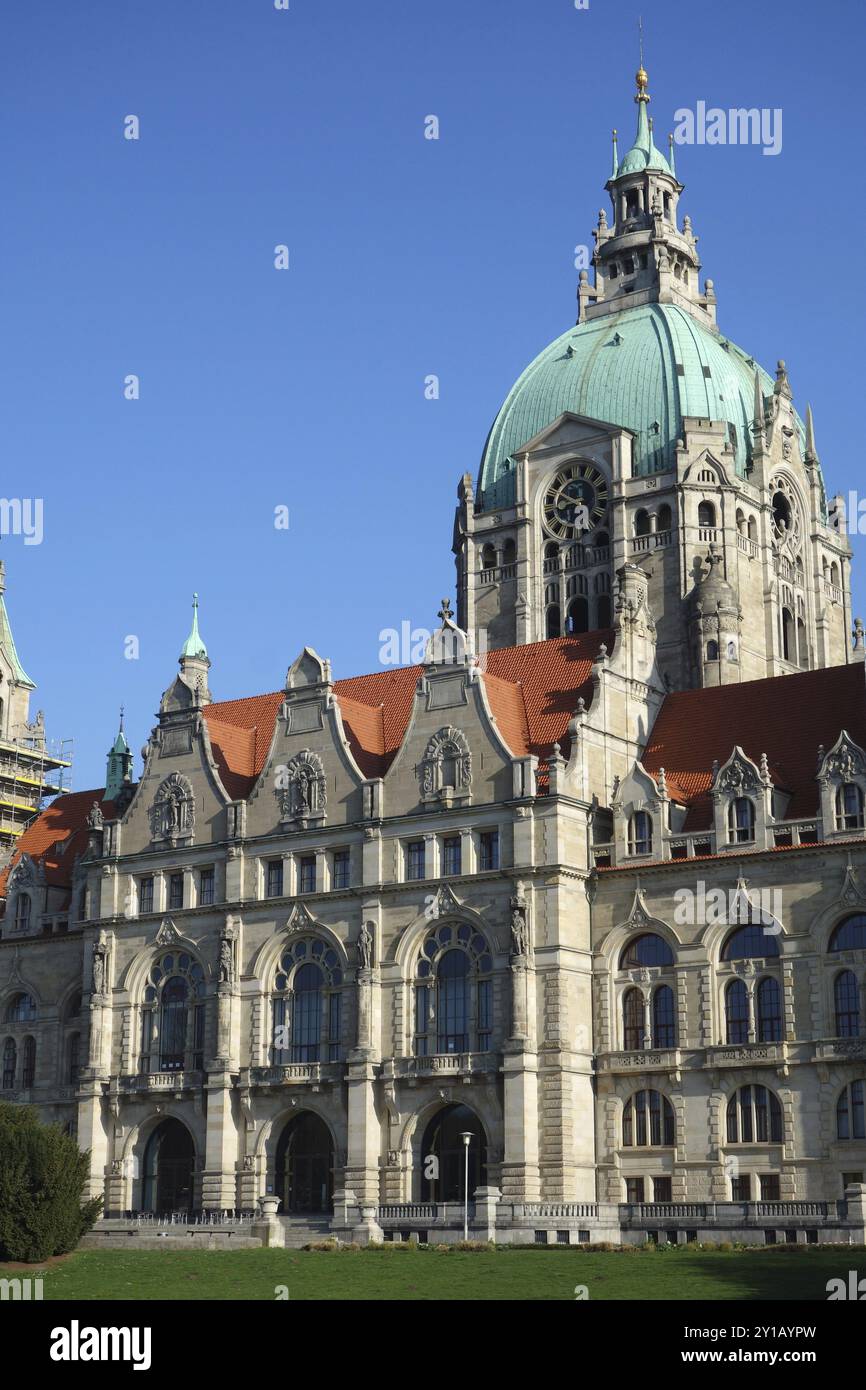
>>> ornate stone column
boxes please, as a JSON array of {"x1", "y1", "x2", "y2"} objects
[
  {"x1": 344, "y1": 920, "x2": 381, "y2": 1209},
  {"x1": 203, "y1": 920, "x2": 241, "y2": 1210},
  {"x1": 501, "y1": 884, "x2": 540, "y2": 1201}
]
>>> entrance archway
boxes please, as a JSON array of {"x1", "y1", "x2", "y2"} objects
[
  {"x1": 275, "y1": 1111, "x2": 334, "y2": 1214},
  {"x1": 420, "y1": 1103, "x2": 487, "y2": 1202},
  {"x1": 141, "y1": 1118, "x2": 195, "y2": 1215}
]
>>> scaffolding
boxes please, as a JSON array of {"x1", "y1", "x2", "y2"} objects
[{"x1": 0, "y1": 733, "x2": 73, "y2": 847}]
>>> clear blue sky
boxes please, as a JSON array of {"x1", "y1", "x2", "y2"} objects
[{"x1": 0, "y1": 0, "x2": 862, "y2": 792}]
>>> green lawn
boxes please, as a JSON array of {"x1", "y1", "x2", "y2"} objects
[{"x1": 5, "y1": 1245, "x2": 865, "y2": 1301}]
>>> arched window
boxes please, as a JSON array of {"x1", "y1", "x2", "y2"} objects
[
  {"x1": 836, "y1": 783, "x2": 865, "y2": 831},
  {"x1": 698, "y1": 501, "x2": 716, "y2": 529},
  {"x1": 634, "y1": 509, "x2": 651, "y2": 537},
  {"x1": 140, "y1": 953, "x2": 206, "y2": 1075},
  {"x1": 756, "y1": 977, "x2": 782, "y2": 1043},
  {"x1": 620, "y1": 933, "x2": 674, "y2": 968},
  {"x1": 837, "y1": 1081, "x2": 866, "y2": 1140},
  {"x1": 829, "y1": 915, "x2": 866, "y2": 952},
  {"x1": 657, "y1": 504, "x2": 672, "y2": 533},
  {"x1": 722, "y1": 924, "x2": 780, "y2": 960},
  {"x1": 14, "y1": 895, "x2": 31, "y2": 932},
  {"x1": 736, "y1": 508, "x2": 746, "y2": 534},
  {"x1": 21, "y1": 1036, "x2": 35, "y2": 1088},
  {"x1": 835, "y1": 970, "x2": 860, "y2": 1038},
  {"x1": 747, "y1": 515, "x2": 757, "y2": 542},
  {"x1": 628, "y1": 811, "x2": 653, "y2": 856},
  {"x1": 502, "y1": 538, "x2": 516, "y2": 568},
  {"x1": 480, "y1": 544, "x2": 496, "y2": 572},
  {"x1": 566, "y1": 596, "x2": 589, "y2": 634},
  {"x1": 546, "y1": 605, "x2": 561, "y2": 639},
  {"x1": 706, "y1": 639, "x2": 719, "y2": 661},
  {"x1": 725, "y1": 979, "x2": 749, "y2": 1044},
  {"x1": 727, "y1": 797, "x2": 755, "y2": 844},
  {"x1": 726, "y1": 1084, "x2": 783, "y2": 1143},
  {"x1": 622, "y1": 987, "x2": 645, "y2": 1050},
  {"x1": 272, "y1": 937, "x2": 344, "y2": 1065},
  {"x1": 413, "y1": 922, "x2": 493, "y2": 1056},
  {"x1": 2, "y1": 1037, "x2": 16, "y2": 1089},
  {"x1": 67, "y1": 1032, "x2": 81, "y2": 1085},
  {"x1": 6, "y1": 993, "x2": 36, "y2": 1023},
  {"x1": 653, "y1": 985, "x2": 676, "y2": 1048},
  {"x1": 623, "y1": 1090, "x2": 675, "y2": 1146},
  {"x1": 544, "y1": 541, "x2": 559, "y2": 561},
  {"x1": 781, "y1": 606, "x2": 794, "y2": 662}
]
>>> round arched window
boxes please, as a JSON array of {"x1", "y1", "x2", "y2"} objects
[{"x1": 414, "y1": 923, "x2": 493, "y2": 1056}]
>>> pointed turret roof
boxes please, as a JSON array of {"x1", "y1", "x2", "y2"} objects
[
  {"x1": 180, "y1": 593, "x2": 208, "y2": 660},
  {"x1": 0, "y1": 561, "x2": 35, "y2": 689},
  {"x1": 615, "y1": 52, "x2": 672, "y2": 177}
]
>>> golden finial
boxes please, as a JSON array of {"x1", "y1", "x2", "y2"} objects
[{"x1": 636, "y1": 15, "x2": 649, "y2": 96}]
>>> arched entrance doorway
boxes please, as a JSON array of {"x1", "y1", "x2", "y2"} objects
[
  {"x1": 141, "y1": 1119, "x2": 195, "y2": 1215},
  {"x1": 275, "y1": 1112, "x2": 334, "y2": 1214},
  {"x1": 420, "y1": 1103, "x2": 487, "y2": 1202}
]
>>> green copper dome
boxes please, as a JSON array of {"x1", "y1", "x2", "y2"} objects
[{"x1": 477, "y1": 303, "x2": 803, "y2": 510}]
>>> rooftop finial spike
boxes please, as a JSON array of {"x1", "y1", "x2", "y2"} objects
[
  {"x1": 180, "y1": 591, "x2": 208, "y2": 661},
  {"x1": 611, "y1": 127, "x2": 619, "y2": 177},
  {"x1": 636, "y1": 15, "x2": 649, "y2": 100},
  {"x1": 805, "y1": 403, "x2": 819, "y2": 462},
  {"x1": 119, "y1": 704, "x2": 125, "y2": 732},
  {"x1": 668, "y1": 131, "x2": 676, "y2": 177}
]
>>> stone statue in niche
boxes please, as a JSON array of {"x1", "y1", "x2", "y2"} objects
[
  {"x1": 510, "y1": 886, "x2": 529, "y2": 957},
  {"x1": 420, "y1": 726, "x2": 472, "y2": 799},
  {"x1": 275, "y1": 749, "x2": 326, "y2": 822},
  {"x1": 150, "y1": 772, "x2": 195, "y2": 841},
  {"x1": 358, "y1": 921, "x2": 374, "y2": 970},
  {"x1": 91, "y1": 931, "x2": 108, "y2": 996}
]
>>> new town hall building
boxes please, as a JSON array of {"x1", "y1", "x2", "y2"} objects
[{"x1": 3, "y1": 66, "x2": 866, "y2": 1246}]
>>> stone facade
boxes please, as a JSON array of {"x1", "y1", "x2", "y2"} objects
[{"x1": 2, "y1": 64, "x2": 866, "y2": 1248}]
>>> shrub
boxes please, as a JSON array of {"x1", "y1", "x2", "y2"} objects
[{"x1": 0, "y1": 1103, "x2": 102, "y2": 1262}]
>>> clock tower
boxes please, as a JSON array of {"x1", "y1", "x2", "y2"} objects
[{"x1": 453, "y1": 62, "x2": 851, "y2": 688}]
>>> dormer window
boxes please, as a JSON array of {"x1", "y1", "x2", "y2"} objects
[
  {"x1": 14, "y1": 894, "x2": 31, "y2": 932},
  {"x1": 628, "y1": 811, "x2": 653, "y2": 857},
  {"x1": 728, "y1": 797, "x2": 755, "y2": 844},
  {"x1": 836, "y1": 783, "x2": 865, "y2": 832}
]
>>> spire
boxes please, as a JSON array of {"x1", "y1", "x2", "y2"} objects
[
  {"x1": 611, "y1": 128, "x2": 619, "y2": 178},
  {"x1": 180, "y1": 592, "x2": 208, "y2": 661},
  {"x1": 105, "y1": 705, "x2": 134, "y2": 801},
  {"x1": 0, "y1": 559, "x2": 35, "y2": 690},
  {"x1": 668, "y1": 132, "x2": 676, "y2": 177},
  {"x1": 751, "y1": 369, "x2": 765, "y2": 436},
  {"x1": 614, "y1": 30, "x2": 671, "y2": 177},
  {"x1": 805, "y1": 403, "x2": 819, "y2": 462}
]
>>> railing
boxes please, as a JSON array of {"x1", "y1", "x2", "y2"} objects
[
  {"x1": 479, "y1": 567, "x2": 496, "y2": 584},
  {"x1": 378, "y1": 1204, "x2": 438, "y2": 1221},
  {"x1": 825, "y1": 580, "x2": 842, "y2": 604},
  {"x1": 250, "y1": 1063, "x2": 341, "y2": 1086},
  {"x1": 698, "y1": 527, "x2": 718, "y2": 543},
  {"x1": 623, "y1": 1203, "x2": 707, "y2": 1221},
  {"x1": 121, "y1": 1071, "x2": 202, "y2": 1092},
  {"x1": 736, "y1": 534, "x2": 759, "y2": 559},
  {"x1": 519, "y1": 1203, "x2": 598, "y2": 1219},
  {"x1": 705, "y1": 1042, "x2": 786, "y2": 1068},
  {"x1": 499, "y1": 563, "x2": 517, "y2": 580},
  {"x1": 388, "y1": 1053, "x2": 498, "y2": 1079},
  {"x1": 597, "y1": 1049, "x2": 681, "y2": 1073},
  {"x1": 632, "y1": 529, "x2": 672, "y2": 553}
]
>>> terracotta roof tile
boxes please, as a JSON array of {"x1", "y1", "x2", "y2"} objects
[
  {"x1": 0, "y1": 788, "x2": 116, "y2": 901},
  {"x1": 643, "y1": 663, "x2": 866, "y2": 827}
]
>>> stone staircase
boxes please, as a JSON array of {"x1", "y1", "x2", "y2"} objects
[{"x1": 279, "y1": 1216, "x2": 334, "y2": 1249}]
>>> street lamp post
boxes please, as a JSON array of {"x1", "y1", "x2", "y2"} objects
[{"x1": 459, "y1": 1131, "x2": 473, "y2": 1241}]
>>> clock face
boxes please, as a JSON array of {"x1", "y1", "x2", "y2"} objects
[{"x1": 543, "y1": 463, "x2": 609, "y2": 540}]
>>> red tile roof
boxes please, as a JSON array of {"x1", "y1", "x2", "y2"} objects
[
  {"x1": 642, "y1": 662, "x2": 866, "y2": 829},
  {"x1": 199, "y1": 629, "x2": 611, "y2": 790},
  {"x1": 0, "y1": 788, "x2": 116, "y2": 901}
]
